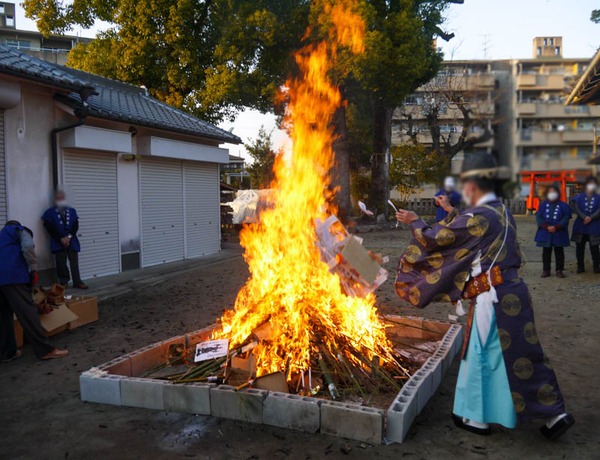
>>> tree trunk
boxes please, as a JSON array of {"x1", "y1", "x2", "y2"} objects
[
  {"x1": 369, "y1": 98, "x2": 393, "y2": 216},
  {"x1": 331, "y1": 95, "x2": 352, "y2": 223}
]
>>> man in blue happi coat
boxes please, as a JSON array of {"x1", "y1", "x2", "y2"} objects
[
  {"x1": 434, "y1": 176, "x2": 462, "y2": 222},
  {"x1": 570, "y1": 177, "x2": 600, "y2": 274},
  {"x1": 42, "y1": 190, "x2": 88, "y2": 289},
  {"x1": 0, "y1": 220, "x2": 68, "y2": 361}
]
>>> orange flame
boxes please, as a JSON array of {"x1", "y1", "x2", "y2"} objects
[{"x1": 215, "y1": 0, "x2": 393, "y2": 376}]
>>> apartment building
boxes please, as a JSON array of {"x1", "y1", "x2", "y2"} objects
[
  {"x1": 394, "y1": 37, "x2": 600, "y2": 195},
  {"x1": 0, "y1": 1, "x2": 89, "y2": 65}
]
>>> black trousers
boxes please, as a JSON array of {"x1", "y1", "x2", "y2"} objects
[
  {"x1": 0, "y1": 284, "x2": 54, "y2": 359},
  {"x1": 55, "y1": 249, "x2": 83, "y2": 285},
  {"x1": 542, "y1": 246, "x2": 565, "y2": 272},
  {"x1": 575, "y1": 234, "x2": 600, "y2": 270}
]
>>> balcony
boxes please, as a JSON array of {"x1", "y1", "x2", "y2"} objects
[
  {"x1": 393, "y1": 131, "x2": 493, "y2": 148},
  {"x1": 416, "y1": 73, "x2": 495, "y2": 92},
  {"x1": 562, "y1": 130, "x2": 594, "y2": 143},
  {"x1": 516, "y1": 102, "x2": 600, "y2": 118},
  {"x1": 396, "y1": 102, "x2": 494, "y2": 120},
  {"x1": 519, "y1": 129, "x2": 594, "y2": 146},
  {"x1": 529, "y1": 157, "x2": 591, "y2": 171},
  {"x1": 516, "y1": 74, "x2": 565, "y2": 90}
]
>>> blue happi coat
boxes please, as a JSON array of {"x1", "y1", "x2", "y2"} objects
[
  {"x1": 571, "y1": 193, "x2": 600, "y2": 236},
  {"x1": 534, "y1": 200, "x2": 571, "y2": 247},
  {"x1": 0, "y1": 224, "x2": 30, "y2": 286},
  {"x1": 41, "y1": 207, "x2": 81, "y2": 252},
  {"x1": 434, "y1": 189, "x2": 462, "y2": 221}
]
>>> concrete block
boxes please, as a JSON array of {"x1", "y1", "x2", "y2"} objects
[
  {"x1": 385, "y1": 387, "x2": 418, "y2": 443},
  {"x1": 412, "y1": 369, "x2": 433, "y2": 412},
  {"x1": 163, "y1": 383, "x2": 213, "y2": 415},
  {"x1": 423, "y1": 357, "x2": 443, "y2": 392},
  {"x1": 80, "y1": 372, "x2": 122, "y2": 406},
  {"x1": 102, "y1": 357, "x2": 132, "y2": 377},
  {"x1": 263, "y1": 392, "x2": 321, "y2": 433},
  {"x1": 210, "y1": 385, "x2": 266, "y2": 423},
  {"x1": 320, "y1": 401, "x2": 384, "y2": 444},
  {"x1": 186, "y1": 326, "x2": 218, "y2": 350},
  {"x1": 129, "y1": 337, "x2": 184, "y2": 377},
  {"x1": 120, "y1": 377, "x2": 169, "y2": 410}
]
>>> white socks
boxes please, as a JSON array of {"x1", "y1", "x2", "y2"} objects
[
  {"x1": 546, "y1": 413, "x2": 568, "y2": 429},
  {"x1": 462, "y1": 418, "x2": 490, "y2": 429}
]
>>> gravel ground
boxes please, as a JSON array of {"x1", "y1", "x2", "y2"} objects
[{"x1": 1, "y1": 216, "x2": 598, "y2": 459}]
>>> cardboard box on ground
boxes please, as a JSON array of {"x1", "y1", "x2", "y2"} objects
[{"x1": 13, "y1": 284, "x2": 98, "y2": 347}]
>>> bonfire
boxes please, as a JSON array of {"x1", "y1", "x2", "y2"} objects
[{"x1": 144, "y1": 0, "x2": 432, "y2": 404}]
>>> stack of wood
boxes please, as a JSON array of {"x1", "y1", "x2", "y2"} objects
[{"x1": 144, "y1": 317, "x2": 442, "y2": 406}]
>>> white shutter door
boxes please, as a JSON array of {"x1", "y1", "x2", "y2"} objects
[
  {"x1": 140, "y1": 158, "x2": 184, "y2": 266},
  {"x1": 63, "y1": 151, "x2": 120, "y2": 279},
  {"x1": 184, "y1": 161, "x2": 220, "y2": 258},
  {"x1": 0, "y1": 110, "x2": 6, "y2": 223}
]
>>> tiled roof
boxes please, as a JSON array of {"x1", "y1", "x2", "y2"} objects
[{"x1": 0, "y1": 45, "x2": 241, "y2": 144}]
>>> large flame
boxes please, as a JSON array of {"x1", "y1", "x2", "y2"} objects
[{"x1": 216, "y1": 0, "x2": 393, "y2": 377}]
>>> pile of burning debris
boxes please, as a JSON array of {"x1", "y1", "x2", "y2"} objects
[{"x1": 142, "y1": 316, "x2": 444, "y2": 407}]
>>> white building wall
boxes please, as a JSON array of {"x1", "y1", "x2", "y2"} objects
[{"x1": 4, "y1": 85, "x2": 60, "y2": 272}]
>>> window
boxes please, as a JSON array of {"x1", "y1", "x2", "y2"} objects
[
  {"x1": 555, "y1": 47, "x2": 560, "y2": 55},
  {"x1": 0, "y1": 5, "x2": 4, "y2": 14},
  {"x1": 549, "y1": 38, "x2": 554, "y2": 46},
  {"x1": 5, "y1": 15, "x2": 14, "y2": 27},
  {"x1": 543, "y1": 38, "x2": 548, "y2": 46},
  {"x1": 6, "y1": 40, "x2": 31, "y2": 50},
  {"x1": 537, "y1": 47, "x2": 542, "y2": 56}
]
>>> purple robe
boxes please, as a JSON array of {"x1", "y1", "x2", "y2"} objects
[{"x1": 395, "y1": 200, "x2": 566, "y2": 422}]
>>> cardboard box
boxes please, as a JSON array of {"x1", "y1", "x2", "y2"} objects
[
  {"x1": 65, "y1": 295, "x2": 98, "y2": 329},
  {"x1": 39, "y1": 304, "x2": 79, "y2": 335}
]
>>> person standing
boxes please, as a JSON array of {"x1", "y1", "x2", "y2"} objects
[
  {"x1": 42, "y1": 191, "x2": 88, "y2": 289},
  {"x1": 394, "y1": 153, "x2": 573, "y2": 440},
  {"x1": 570, "y1": 177, "x2": 600, "y2": 274},
  {"x1": 535, "y1": 185, "x2": 571, "y2": 278},
  {"x1": 434, "y1": 176, "x2": 462, "y2": 221},
  {"x1": 0, "y1": 221, "x2": 68, "y2": 361}
]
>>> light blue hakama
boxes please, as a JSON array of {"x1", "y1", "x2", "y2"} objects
[{"x1": 453, "y1": 306, "x2": 517, "y2": 428}]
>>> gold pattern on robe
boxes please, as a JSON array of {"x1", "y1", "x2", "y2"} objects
[
  {"x1": 426, "y1": 269, "x2": 442, "y2": 285},
  {"x1": 435, "y1": 227, "x2": 456, "y2": 246},
  {"x1": 395, "y1": 282, "x2": 408, "y2": 299},
  {"x1": 513, "y1": 357, "x2": 534, "y2": 380},
  {"x1": 523, "y1": 322, "x2": 538, "y2": 345},
  {"x1": 501, "y1": 293, "x2": 522, "y2": 316},
  {"x1": 542, "y1": 355, "x2": 553, "y2": 369},
  {"x1": 426, "y1": 252, "x2": 444, "y2": 268},
  {"x1": 498, "y1": 329, "x2": 511, "y2": 351},
  {"x1": 454, "y1": 248, "x2": 472, "y2": 261},
  {"x1": 413, "y1": 228, "x2": 427, "y2": 246},
  {"x1": 454, "y1": 271, "x2": 469, "y2": 290},
  {"x1": 537, "y1": 384, "x2": 558, "y2": 406},
  {"x1": 432, "y1": 293, "x2": 451, "y2": 303},
  {"x1": 467, "y1": 214, "x2": 489, "y2": 237},
  {"x1": 400, "y1": 261, "x2": 413, "y2": 273},
  {"x1": 404, "y1": 245, "x2": 422, "y2": 264},
  {"x1": 484, "y1": 237, "x2": 507, "y2": 262},
  {"x1": 511, "y1": 392, "x2": 526, "y2": 413},
  {"x1": 408, "y1": 286, "x2": 420, "y2": 306}
]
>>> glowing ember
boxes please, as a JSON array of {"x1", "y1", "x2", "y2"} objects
[{"x1": 215, "y1": 0, "x2": 395, "y2": 378}]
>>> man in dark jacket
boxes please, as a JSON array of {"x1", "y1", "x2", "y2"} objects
[
  {"x1": 0, "y1": 220, "x2": 68, "y2": 361},
  {"x1": 42, "y1": 190, "x2": 87, "y2": 289}
]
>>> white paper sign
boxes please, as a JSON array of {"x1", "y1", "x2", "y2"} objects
[{"x1": 194, "y1": 339, "x2": 229, "y2": 363}]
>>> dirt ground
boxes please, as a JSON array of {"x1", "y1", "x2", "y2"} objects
[{"x1": 1, "y1": 216, "x2": 598, "y2": 459}]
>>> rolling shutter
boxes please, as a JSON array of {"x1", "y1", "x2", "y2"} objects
[
  {"x1": 0, "y1": 110, "x2": 6, "y2": 223},
  {"x1": 184, "y1": 161, "x2": 220, "y2": 258},
  {"x1": 63, "y1": 151, "x2": 120, "y2": 279},
  {"x1": 140, "y1": 158, "x2": 184, "y2": 266}
]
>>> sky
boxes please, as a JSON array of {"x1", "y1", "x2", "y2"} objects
[{"x1": 8, "y1": 0, "x2": 600, "y2": 158}]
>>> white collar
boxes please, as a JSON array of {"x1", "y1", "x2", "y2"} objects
[{"x1": 476, "y1": 192, "x2": 497, "y2": 206}]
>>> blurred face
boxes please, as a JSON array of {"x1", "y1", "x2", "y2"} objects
[
  {"x1": 586, "y1": 182, "x2": 598, "y2": 194},
  {"x1": 547, "y1": 189, "x2": 559, "y2": 202},
  {"x1": 461, "y1": 181, "x2": 477, "y2": 207},
  {"x1": 444, "y1": 177, "x2": 455, "y2": 190},
  {"x1": 55, "y1": 192, "x2": 67, "y2": 208}
]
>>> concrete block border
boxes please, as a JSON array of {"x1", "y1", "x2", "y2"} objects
[{"x1": 80, "y1": 317, "x2": 462, "y2": 444}]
